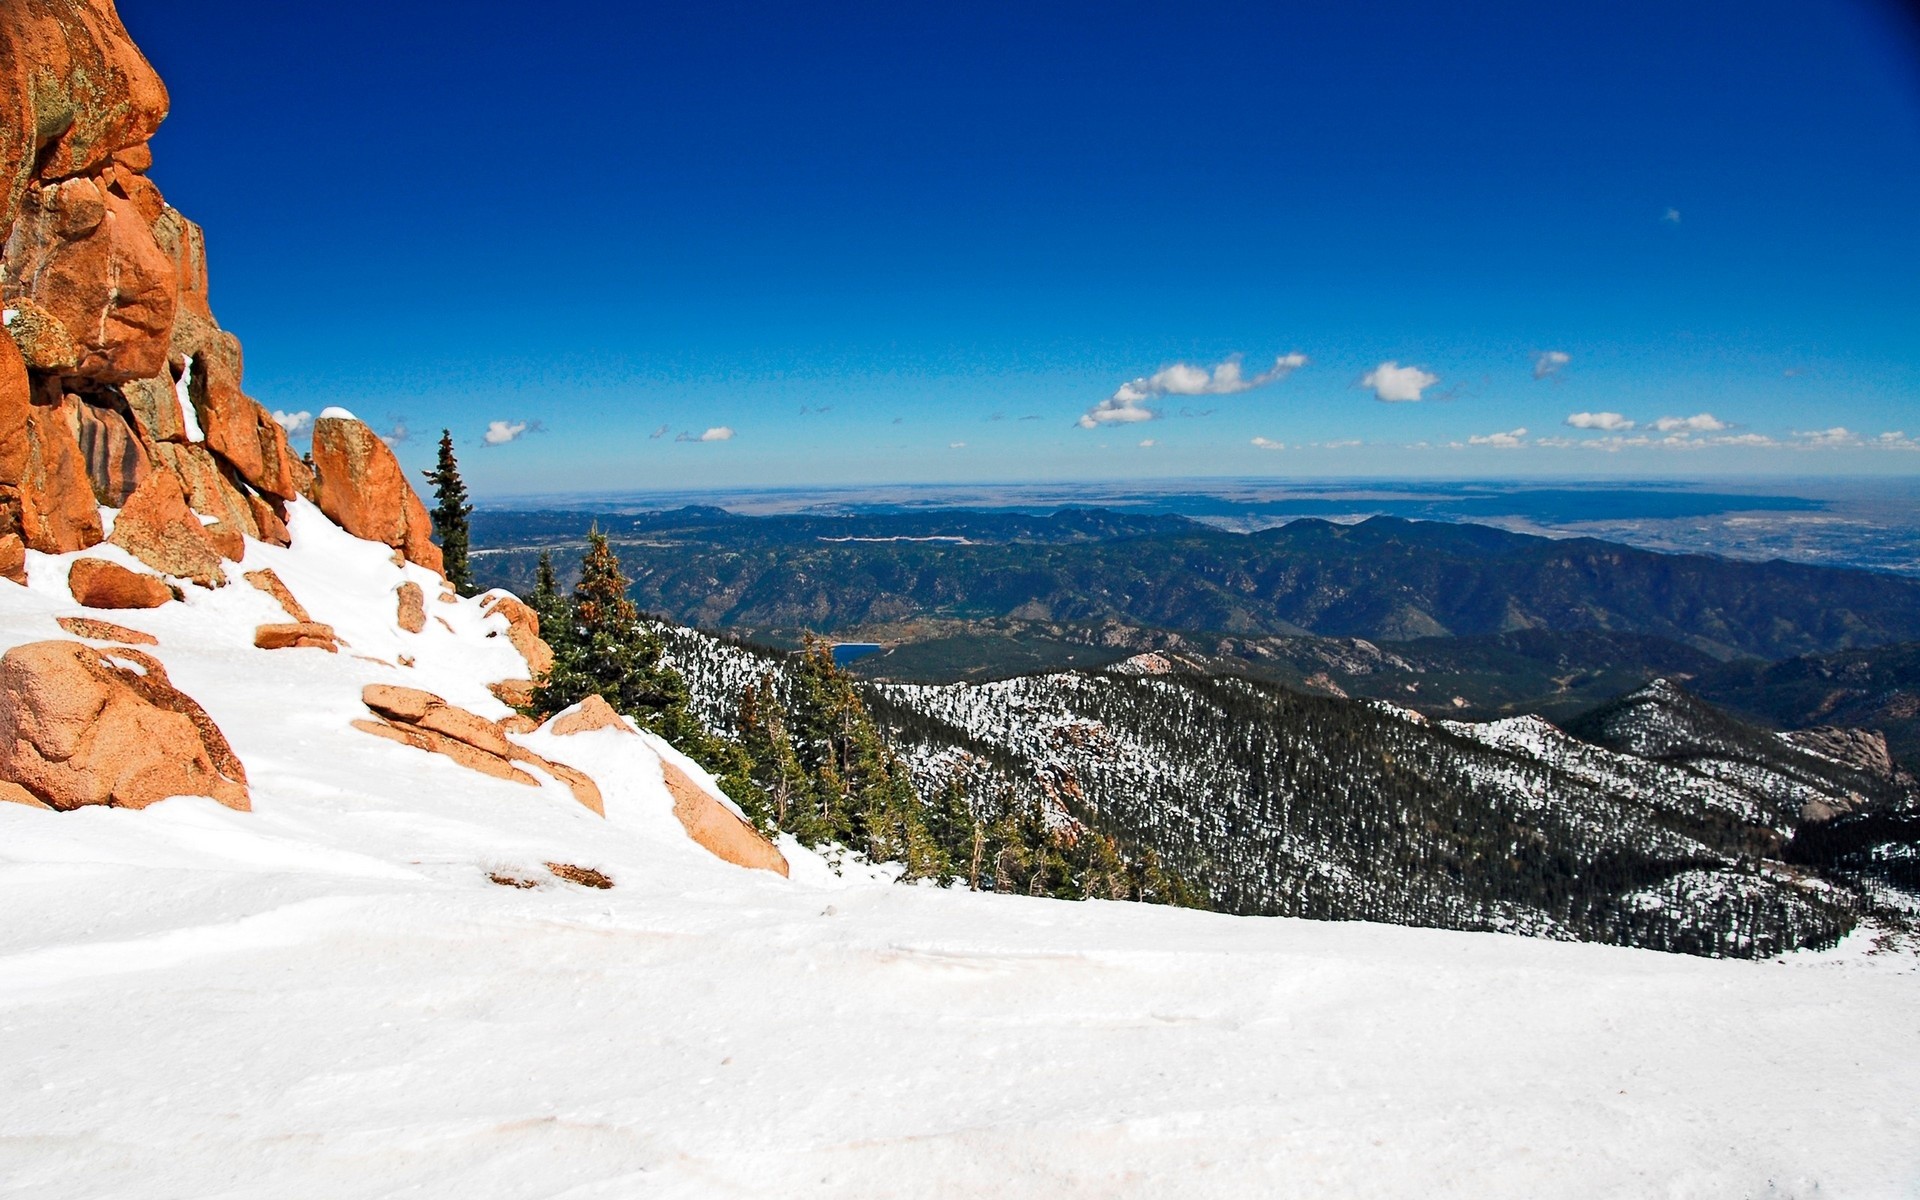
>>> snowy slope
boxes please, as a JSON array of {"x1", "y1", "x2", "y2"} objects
[{"x1": 1, "y1": 511, "x2": 1917, "y2": 1198}]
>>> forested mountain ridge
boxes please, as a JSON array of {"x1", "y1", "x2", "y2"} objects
[
  {"x1": 656, "y1": 623, "x2": 1917, "y2": 959},
  {"x1": 1692, "y1": 641, "x2": 1920, "y2": 764},
  {"x1": 475, "y1": 509, "x2": 1920, "y2": 661}
]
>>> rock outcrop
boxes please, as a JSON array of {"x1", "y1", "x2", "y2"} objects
[
  {"x1": 254, "y1": 622, "x2": 339, "y2": 652},
  {"x1": 543, "y1": 695, "x2": 787, "y2": 875},
  {"x1": 549, "y1": 694, "x2": 633, "y2": 736},
  {"x1": 658, "y1": 757, "x2": 790, "y2": 877},
  {"x1": 481, "y1": 591, "x2": 553, "y2": 678},
  {"x1": 243, "y1": 567, "x2": 311, "y2": 622},
  {"x1": 67, "y1": 556, "x2": 170, "y2": 608},
  {"x1": 0, "y1": 0, "x2": 431, "y2": 568},
  {"x1": 0, "y1": 640, "x2": 249, "y2": 811},
  {"x1": 311, "y1": 415, "x2": 442, "y2": 574},
  {"x1": 356, "y1": 685, "x2": 602, "y2": 815},
  {"x1": 106, "y1": 469, "x2": 224, "y2": 585},
  {"x1": 395, "y1": 581, "x2": 425, "y2": 633}
]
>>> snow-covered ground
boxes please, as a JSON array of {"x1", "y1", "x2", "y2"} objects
[{"x1": 1, "y1": 505, "x2": 1916, "y2": 1198}]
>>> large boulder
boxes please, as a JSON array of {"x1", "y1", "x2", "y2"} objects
[
  {"x1": 310, "y1": 414, "x2": 443, "y2": 575},
  {"x1": 106, "y1": 468, "x2": 224, "y2": 585},
  {"x1": 481, "y1": 591, "x2": 553, "y2": 679},
  {"x1": 0, "y1": 640, "x2": 248, "y2": 811}
]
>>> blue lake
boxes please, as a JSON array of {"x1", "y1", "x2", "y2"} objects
[{"x1": 831, "y1": 642, "x2": 884, "y2": 666}]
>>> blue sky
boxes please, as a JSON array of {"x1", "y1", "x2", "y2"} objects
[{"x1": 127, "y1": 0, "x2": 1920, "y2": 494}]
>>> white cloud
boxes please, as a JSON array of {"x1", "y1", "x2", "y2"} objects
[
  {"x1": 1663, "y1": 208, "x2": 1682, "y2": 224},
  {"x1": 1709, "y1": 433, "x2": 1776, "y2": 448},
  {"x1": 1651, "y1": 413, "x2": 1728, "y2": 433},
  {"x1": 677, "y1": 426, "x2": 735, "y2": 443},
  {"x1": 1321, "y1": 438, "x2": 1362, "y2": 449},
  {"x1": 1138, "y1": 438, "x2": 1156, "y2": 448},
  {"x1": 1565, "y1": 411, "x2": 1634, "y2": 432},
  {"x1": 483, "y1": 420, "x2": 529, "y2": 446},
  {"x1": 1250, "y1": 436, "x2": 1286, "y2": 451},
  {"x1": 1468, "y1": 427, "x2": 1528, "y2": 448},
  {"x1": 949, "y1": 442, "x2": 967, "y2": 449},
  {"x1": 1794, "y1": 427, "x2": 1860, "y2": 448},
  {"x1": 1077, "y1": 396, "x2": 1158, "y2": 428},
  {"x1": 272, "y1": 409, "x2": 312, "y2": 435},
  {"x1": 1361, "y1": 362, "x2": 1439, "y2": 403},
  {"x1": 1533, "y1": 350, "x2": 1571, "y2": 380},
  {"x1": 1082, "y1": 352, "x2": 1307, "y2": 428},
  {"x1": 1876, "y1": 431, "x2": 1919, "y2": 451}
]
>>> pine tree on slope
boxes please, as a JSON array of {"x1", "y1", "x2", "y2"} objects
[
  {"x1": 422, "y1": 430, "x2": 475, "y2": 595},
  {"x1": 537, "y1": 529, "x2": 708, "y2": 751}
]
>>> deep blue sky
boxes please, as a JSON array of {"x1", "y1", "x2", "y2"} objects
[{"x1": 125, "y1": 0, "x2": 1920, "y2": 494}]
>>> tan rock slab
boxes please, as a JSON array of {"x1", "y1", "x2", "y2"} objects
[
  {"x1": 396, "y1": 581, "x2": 425, "y2": 633},
  {"x1": 659, "y1": 758, "x2": 788, "y2": 876},
  {"x1": 253, "y1": 622, "x2": 338, "y2": 652},
  {"x1": 356, "y1": 684, "x2": 604, "y2": 815},
  {"x1": 243, "y1": 567, "x2": 311, "y2": 622},
  {"x1": 489, "y1": 679, "x2": 537, "y2": 709},
  {"x1": 56, "y1": 616, "x2": 157, "y2": 645},
  {"x1": 68, "y1": 557, "x2": 171, "y2": 608},
  {"x1": 482, "y1": 591, "x2": 553, "y2": 678},
  {"x1": 550, "y1": 694, "x2": 635, "y2": 737},
  {"x1": 0, "y1": 779, "x2": 52, "y2": 809}
]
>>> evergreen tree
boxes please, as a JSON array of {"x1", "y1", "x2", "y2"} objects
[
  {"x1": 422, "y1": 430, "x2": 475, "y2": 595},
  {"x1": 536, "y1": 530, "x2": 710, "y2": 752},
  {"x1": 526, "y1": 550, "x2": 572, "y2": 672}
]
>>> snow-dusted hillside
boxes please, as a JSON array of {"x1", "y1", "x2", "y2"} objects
[
  {"x1": 659, "y1": 626, "x2": 1918, "y2": 958},
  {"x1": 2, "y1": 515, "x2": 1917, "y2": 1198}
]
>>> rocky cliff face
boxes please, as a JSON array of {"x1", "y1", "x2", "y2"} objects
[{"x1": 0, "y1": 0, "x2": 439, "y2": 575}]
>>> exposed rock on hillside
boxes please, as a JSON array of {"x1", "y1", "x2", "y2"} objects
[
  {"x1": 66, "y1": 556, "x2": 169, "y2": 608},
  {"x1": 0, "y1": 639, "x2": 248, "y2": 811},
  {"x1": 395, "y1": 581, "x2": 425, "y2": 633},
  {"x1": 1, "y1": 0, "x2": 428, "y2": 565},
  {"x1": 55, "y1": 614, "x2": 156, "y2": 645},
  {"x1": 550, "y1": 694, "x2": 633, "y2": 736},
  {"x1": 659, "y1": 756, "x2": 790, "y2": 877},
  {"x1": 357, "y1": 684, "x2": 603, "y2": 816},
  {"x1": 106, "y1": 469, "x2": 224, "y2": 585},
  {"x1": 254, "y1": 621, "x2": 339, "y2": 652},
  {"x1": 310, "y1": 415, "x2": 442, "y2": 573}
]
